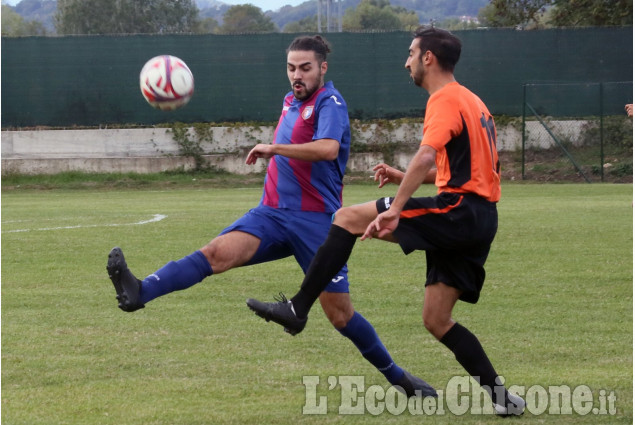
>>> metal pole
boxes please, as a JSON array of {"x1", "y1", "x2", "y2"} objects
[
  {"x1": 522, "y1": 84, "x2": 526, "y2": 180},
  {"x1": 317, "y1": 0, "x2": 321, "y2": 33},
  {"x1": 600, "y1": 83, "x2": 604, "y2": 182}
]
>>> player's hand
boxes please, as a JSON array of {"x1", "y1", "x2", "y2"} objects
[
  {"x1": 246, "y1": 144, "x2": 274, "y2": 165},
  {"x1": 372, "y1": 163, "x2": 404, "y2": 188},
  {"x1": 361, "y1": 209, "x2": 400, "y2": 241},
  {"x1": 626, "y1": 104, "x2": 633, "y2": 117}
]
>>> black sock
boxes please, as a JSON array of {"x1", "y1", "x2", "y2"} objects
[
  {"x1": 440, "y1": 322, "x2": 506, "y2": 405},
  {"x1": 291, "y1": 224, "x2": 357, "y2": 318}
]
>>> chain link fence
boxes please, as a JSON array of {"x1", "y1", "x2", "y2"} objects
[{"x1": 521, "y1": 82, "x2": 633, "y2": 183}]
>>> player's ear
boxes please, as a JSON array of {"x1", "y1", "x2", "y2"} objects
[
  {"x1": 422, "y1": 50, "x2": 433, "y2": 64},
  {"x1": 321, "y1": 61, "x2": 328, "y2": 75}
]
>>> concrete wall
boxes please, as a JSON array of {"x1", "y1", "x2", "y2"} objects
[
  {"x1": 2, "y1": 126, "x2": 274, "y2": 175},
  {"x1": 2, "y1": 120, "x2": 566, "y2": 176}
]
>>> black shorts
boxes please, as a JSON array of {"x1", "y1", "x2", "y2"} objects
[{"x1": 376, "y1": 192, "x2": 498, "y2": 304}]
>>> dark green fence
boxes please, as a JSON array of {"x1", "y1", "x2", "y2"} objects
[{"x1": 1, "y1": 28, "x2": 632, "y2": 127}]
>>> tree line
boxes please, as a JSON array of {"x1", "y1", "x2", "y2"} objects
[{"x1": 1, "y1": 0, "x2": 632, "y2": 37}]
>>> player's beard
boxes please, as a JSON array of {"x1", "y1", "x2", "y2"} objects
[
  {"x1": 410, "y1": 66, "x2": 425, "y2": 87},
  {"x1": 292, "y1": 75, "x2": 323, "y2": 100}
]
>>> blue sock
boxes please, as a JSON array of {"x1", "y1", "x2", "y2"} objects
[
  {"x1": 139, "y1": 251, "x2": 213, "y2": 304},
  {"x1": 338, "y1": 311, "x2": 405, "y2": 385}
]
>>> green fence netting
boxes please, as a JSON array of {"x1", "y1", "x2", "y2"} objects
[{"x1": 1, "y1": 27, "x2": 632, "y2": 127}]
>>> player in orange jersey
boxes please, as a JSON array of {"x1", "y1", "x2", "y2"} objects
[{"x1": 248, "y1": 26, "x2": 525, "y2": 415}]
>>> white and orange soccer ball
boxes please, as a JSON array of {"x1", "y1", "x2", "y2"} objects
[{"x1": 139, "y1": 55, "x2": 194, "y2": 110}]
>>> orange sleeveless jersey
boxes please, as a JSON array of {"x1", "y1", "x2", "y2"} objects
[{"x1": 421, "y1": 82, "x2": 501, "y2": 202}]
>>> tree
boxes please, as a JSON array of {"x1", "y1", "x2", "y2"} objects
[
  {"x1": 219, "y1": 4, "x2": 277, "y2": 33},
  {"x1": 2, "y1": 4, "x2": 48, "y2": 36},
  {"x1": 391, "y1": 5, "x2": 422, "y2": 30},
  {"x1": 283, "y1": 14, "x2": 318, "y2": 33},
  {"x1": 193, "y1": 17, "x2": 220, "y2": 34},
  {"x1": 477, "y1": 0, "x2": 551, "y2": 28},
  {"x1": 55, "y1": 0, "x2": 200, "y2": 35},
  {"x1": 343, "y1": 0, "x2": 419, "y2": 31},
  {"x1": 549, "y1": 0, "x2": 633, "y2": 26}
]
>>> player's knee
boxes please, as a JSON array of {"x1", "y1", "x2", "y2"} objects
[
  {"x1": 332, "y1": 206, "x2": 364, "y2": 234},
  {"x1": 332, "y1": 207, "x2": 351, "y2": 226},
  {"x1": 199, "y1": 241, "x2": 227, "y2": 273},
  {"x1": 321, "y1": 297, "x2": 354, "y2": 329},
  {"x1": 328, "y1": 312, "x2": 349, "y2": 329},
  {"x1": 422, "y1": 311, "x2": 445, "y2": 340},
  {"x1": 422, "y1": 313, "x2": 434, "y2": 334},
  {"x1": 200, "y1": 243, "x2": 213, "y2": 262}
]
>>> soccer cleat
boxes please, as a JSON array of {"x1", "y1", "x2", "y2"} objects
[
  {"x1": 494, "y1": 391, "x2": 526, "y2": 417},
  {"x1": 394, "y1": 370, "x2": 438, "y2": 398},
  {"x1": 106, "y1": 247, "x2": 145, "y2": 312},
  {"x1": 246, "y1": 293, "x2": 307, "y2": 336}
]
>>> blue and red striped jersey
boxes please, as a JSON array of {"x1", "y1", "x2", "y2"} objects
[{"x1": 261, "y1": 81, "x2": 350, "y2": 213}]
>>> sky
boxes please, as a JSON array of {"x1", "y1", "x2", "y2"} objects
[{"x1": 3, "y1": 0, "x2": 309, "y2": 12}]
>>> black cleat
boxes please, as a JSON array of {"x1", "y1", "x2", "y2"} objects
[
  {"x1": 395, "y1": 370, "x2": 438, "y2": 398},
  {"x1": 106, "y1": 247, "x2": 144, "y2": 312},
  {"x1": 246, "y1": 293, "x2": 307, "y2": 336}
]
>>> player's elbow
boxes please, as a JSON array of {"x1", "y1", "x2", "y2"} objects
[
  {"x1": 323, "y1": 148, "x2": 339, "y2": 161},
  {"x1": 317, "y1": 139, "x2": 340, "y2": 161}
]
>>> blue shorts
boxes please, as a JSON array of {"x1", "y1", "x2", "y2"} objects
[{"x1": 220, "y1": 205, "x2": 349, "y2": 293}]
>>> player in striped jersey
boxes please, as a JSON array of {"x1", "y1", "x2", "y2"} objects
[{"x1": 107, "y1": 35, "x2": 433, "y2": 398}]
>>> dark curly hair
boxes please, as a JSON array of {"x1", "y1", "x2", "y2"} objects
[{"x1": 287, "y1": 35, "x2": 331, "y2": 64}]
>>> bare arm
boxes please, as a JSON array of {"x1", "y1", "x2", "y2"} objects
[
  {"x1": 372, "y1": 162, "x2": 437, "y2": 187},
  {"x1": 245, "y1": 138, "x2": 339, "y2": 165},
  {"x1": 362, "y1": 145, "x2": 437, "y2": 240}
]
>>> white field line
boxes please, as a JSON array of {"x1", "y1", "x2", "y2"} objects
[{"x1": 2, "y1": 214, "x2": 167, "y2": 233}]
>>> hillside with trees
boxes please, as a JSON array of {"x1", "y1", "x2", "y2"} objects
[
  {"x1": 2, "y1": 0, "x2": 489, "y2": 35},
  {"x1": 1, "y1": 0, "x2": 631, "y2": 36}
]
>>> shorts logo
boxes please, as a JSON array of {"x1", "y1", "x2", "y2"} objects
[
  {"x1": 302, "y1": 106, "x2": 314, "y2": 120},
  {"x1": 331, "y1": 276, "x2": 344, "y2": 283},
  {"x1": 384, "y1": 197, "x2": 391, "y2": 209}
]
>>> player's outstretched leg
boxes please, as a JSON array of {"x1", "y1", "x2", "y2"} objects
[
  {"x1": 106, "y1": 247, "x2": 145, "y2": 312},
  {"x1": 246, "y1": 293, "x2": 307, "y2": 335},
  {"x1": 333, "y1": 308, "x2": 437, "y2": 398}
]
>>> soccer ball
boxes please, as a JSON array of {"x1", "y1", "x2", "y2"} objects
[{"x1": 139, "y1": 55, "x2": 194, "y2": 110}]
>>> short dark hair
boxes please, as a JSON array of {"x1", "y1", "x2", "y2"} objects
[
  {"x1": 287, "y1": 35, "x2": 331, "y2": 64},
  {"x1": 412, "y1": 26, "x2": 462, "y2": 72}
]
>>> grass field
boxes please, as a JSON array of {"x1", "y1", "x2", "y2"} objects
[{"x1": 2, "y1": 181, "x2": 632, "y2": 424}]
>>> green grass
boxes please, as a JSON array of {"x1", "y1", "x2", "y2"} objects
[
  {"x1": 0, "y1": 169, "x2": 267, "y2": 191},
  {"x1": 2, "y1": 182, "x2": 632, "y2": 424}
]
